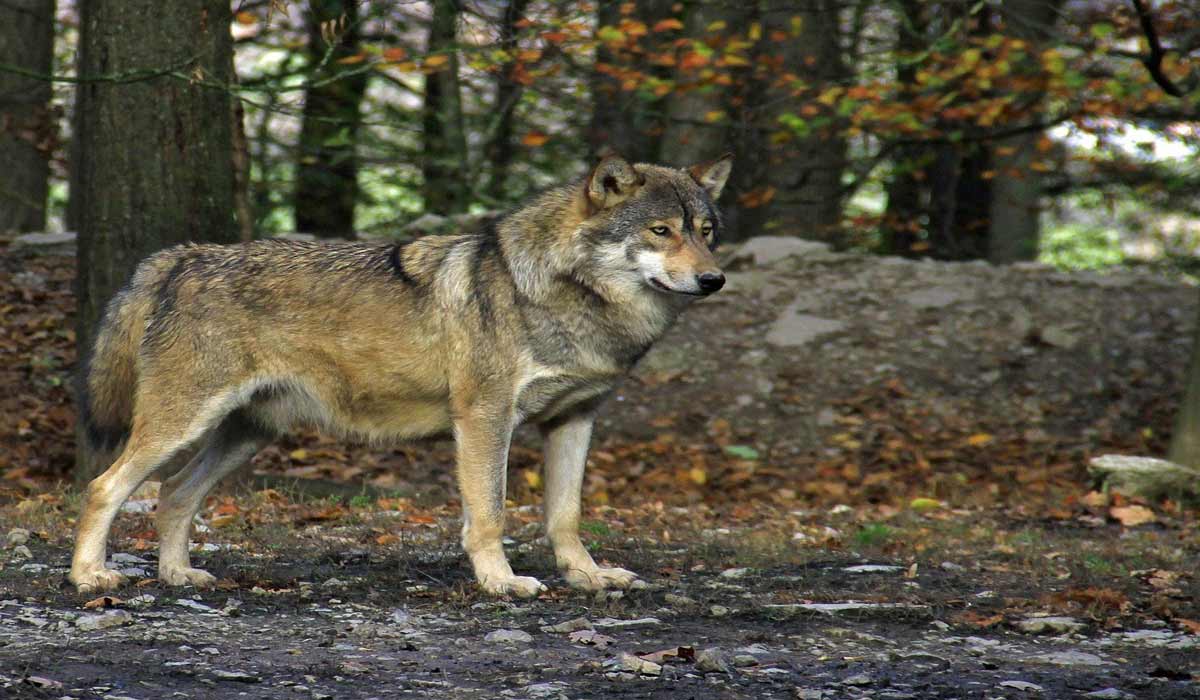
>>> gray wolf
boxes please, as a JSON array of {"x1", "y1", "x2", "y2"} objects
[{"x1": 70, "y1": 154, "x2": 732, "y2": 597}]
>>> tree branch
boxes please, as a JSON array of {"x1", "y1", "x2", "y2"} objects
[{"x1": 1129, "y1": 0, "x2": 1185, "y2": 97}]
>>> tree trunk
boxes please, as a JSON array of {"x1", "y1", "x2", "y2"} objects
[
  {"x1": 1169, "y1": 299, "x2": 1200, "y2": 469},
  {"x1": 882, "y1": 0, "x2": 926, "y2": 256},
  {"x1": 295, "y1": 0, "x2": 368, "y2": 237},
  {"x1": 659, "y1": 0, "x2": 738, "y2": 167},
  {"x1": 588, "y1": 0, "x2": 673, "y2": 162},
  {"x1": 0, "y1": 0, "x2": 55, "y2": 233},
  {"x1": 748, "y1": 0, "x2": 847, "y2": 244},
  {"x1": 484, "y1": 0, "x2": 530, "y2": 203},
  {"x1": 421, "y1": 0, "x2": 469, "y2": 215},
  {"x1": 75, "y1": 0, "x2": 237, "y2": 480},
  {"x1": 987, "y1": 0, "x2": 1063, "y2": 263}
]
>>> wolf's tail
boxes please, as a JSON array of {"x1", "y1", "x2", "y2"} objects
[{"x1": 77, "y1": 254, "x2": 175, "y2": 465}]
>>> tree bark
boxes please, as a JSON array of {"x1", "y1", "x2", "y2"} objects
[
  {"x1": 987, "y1": 0, "x2": 1063, "y2": 263},
  {"x1": 882, "y1": 0, "x2": 926, "y2": 256},
  {"x1": 75, "y1": 0, "x2": 237, "y2": 479},
  {"x1": 484, "y1": 0, "x2": 530, "y2": 203},
  {"x1": 746, "y1": 0, "x2": 847, "y2": 244},
  {"x1": 588, "y1": 0, "x2": 673, "y2": 162},
  {"x1": 0, "y1": 0, "x2": 55, "y2": 233},
  {"x1": 422, "y1": 0, "x2": 469, "y2": 214},
  {"x1": 1169, "y1": 299, "x2": 1200, "y2": 469},
  {"x1": 295, "y1": 0, "x2": 368, "y2": 237},
  {"x1": 659, "y1": 0, "x2": 738, "y2": 167}
]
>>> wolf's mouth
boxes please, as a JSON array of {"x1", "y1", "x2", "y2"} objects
[{"x1": 649, "y1": 277, "x2": 705, "y2": 296}]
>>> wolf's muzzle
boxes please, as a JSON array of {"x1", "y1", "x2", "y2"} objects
[{"x1": 696, "y1": 272, "x2": 725, "y2": 295}]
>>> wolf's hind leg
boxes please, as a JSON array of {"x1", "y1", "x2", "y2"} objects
[
  {"x1": 542, "y1": 412, "x2": 639, "y2": 591},
  {"x1": 156, "y1": 411, "x2": 269, "y2": 588},
  {"x1": 455, "y1": 404, "x2": 546, "y2": 598},
  {"x1": 70, "y1": 414, "x2": 215, "y2": 593}
]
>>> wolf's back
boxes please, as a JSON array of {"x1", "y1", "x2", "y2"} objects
[{"x1": 78, "y1": 250, "x2": 181, "y2": 459}]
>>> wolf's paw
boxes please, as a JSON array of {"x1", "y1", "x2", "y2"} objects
[
  {"x1": 480, "y1": 575, "x2": 547, "y2": 599},
  {"x1": 564, "y1": 565, "x2": 639, "y2": 592},
  {"x1": 159, "y1": 566, "x2": 217, "y2": 588},
  {"x1": 70, "y1": 567, "x2": 128, "y2": 594}
]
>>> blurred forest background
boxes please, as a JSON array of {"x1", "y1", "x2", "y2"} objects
[{"x1": 1, "y1": 0, "x2": 1199, "y2": 478}]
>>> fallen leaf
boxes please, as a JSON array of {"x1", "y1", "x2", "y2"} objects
[
  {"x1": 83, "y1": 595, "x2": 122, "y2": 610},
  {"x1": 722, "y1": 445, "x2": 759, "y2": 460},
  {"x1": 638, "y1": 646, "x2": 695, "y2": 664},
  {"x1": 909, "y1": 497, "x2": 941, "y2": 512},
  {"x1": 1110, "y1": 505, "x2": 1155, "y2": 527}
]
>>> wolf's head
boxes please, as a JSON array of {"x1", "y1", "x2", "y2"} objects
[{"x1": 578, "y1": 154, "x2": 732, "y2": 298}]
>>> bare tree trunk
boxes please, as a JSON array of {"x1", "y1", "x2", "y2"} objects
[
  {"x1": 882, "y1": 0, "x2": 926, "y2": 256},
  {"x1": 422, "y1": 0, "x2": 469, "y2": 214},
  {"x1": 588, "y1": 0, "x2": 672, "y2": 162},
  {"x1": 295, "y1": 0, "x2": 368, "y2": 237},
  {"x1": 659, "y1": 0, "x2": 740, "y2": 167},
  {"x1": 0, "y1": 0, "x2": 55, "y2": 233},
  {"x1": 75, "y1": 0, "x2": 237, "y2": 481},
  {"x1": 1169, "y1": 299, "x2": 1200, "y2": 468},
  {"x1": 988, "y1": 0, "x2": 1063, "y2": 263},
  {"x1": 484, "y1": 0, "x2": 530, "y2": 202},
  {"x1": 745, "y1": 0, "x2": 847, "y2": 244}
]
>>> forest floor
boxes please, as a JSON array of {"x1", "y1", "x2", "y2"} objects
[{"x1": 0, "y1": 233, "x2": 1198, "y2": 699}]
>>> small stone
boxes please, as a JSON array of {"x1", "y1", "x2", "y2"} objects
[
  {"x1": 1017, "y1": 616, "x2": 1085, "y2": 635},
  {"x1": 720, "y1": 567, "x2": 751, "y2": 579},
  {"x1": 1039, "y1": 325, "x2": 1079, "y2": 349},
  {"x1": 484, "y1": 628, "x2": 533, "y2": 644},
  {"x1": 1034, "y1": 651, "x2": 1108, "y2": 666},
  {"x1": 1083, "y1": 689, "x2": 1132, "y2": 699},
  {"x1": 76, "y1": 610, "x2": 133, "y2": 631},
  {"x1": 540, "y1": 617, "x2": 592, "y2": 634},
  {"x1": 664, "y1": 593, "x2": 697, "y2": 607},
  {"x1": 321, "y1": 577, "x2": 349, "y2": 589},
  {"x1": 732, "y1": 654, "x2": 759, "y2": 668},
  {"x1": 694, "y1": 648, "x2": 730, "y2": 674},
  {"x1": 125, "y1": 595, "x2": 155, "y2": 608},
  {"x1": 616, "y1": 652, "x2": 661, "y2": 676},
  {"x1": 592, "y1": 617, "x2": 661, "y2": 629},
  {"x1": 174, "y1": 599, "x2": 218, "y2": 613},
  {"x1": 766, "y1": 307, "x2": 847, "y2": 348},
  {"x1": 10, "y1": 544, "x2": 32, "y2": 560},
  {"x1": 1000, "y1": 680, "x2": 1044, "y2": 692},
  {"x1": 212, "y1": 669, "x2": 260, "y2": 683},
  {"x1": 709, "y1": 605, "x2": 730, "y2": 617},
  {"x1": 794, "y1": 689, "x2": 825, "y2": 700},
  {"x1": 842, "y1": 564, "x2": 903, "y2": 574},
  {"x1": 842, "y1": 673, "x2": 873, "y2": 686},
  {"x1": 6, "y1": 528, "x2": 30, "y2": 547},
  {"x1": 940, "y1": 561, "x2": 966, "y2": 571},
  {"x1": 110, "y1": 552, "x2": 149, "y2": 564}
]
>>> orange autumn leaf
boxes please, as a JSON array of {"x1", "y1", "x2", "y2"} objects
[
  {"x1": 423, "y1": 54, "x2": 450, "y2": 69},
  {"x1": 522, "y1": 131, "x2": 549, "y2": 147},
  {"x1": 652, "y1": 18, "x2": 684, "y2": 32},
  {"x1": 337, "y1": 53, "x2": 366, "y2": 65},
  {"x1": 235, "y1": 11, "x2": 256, "y2": 25},
  {"x1": 1109, "y1": 504, "x2": 1155, "y2": 527},
  {"x1": 382, "y1": 47, "x2": 407, "y2": 62}
]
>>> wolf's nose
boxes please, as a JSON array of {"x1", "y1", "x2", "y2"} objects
[{"x1": 697, "y1": 272, "x2": 725, "y2": 295}]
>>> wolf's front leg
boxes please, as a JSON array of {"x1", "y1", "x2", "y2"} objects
[
  {"x1": 542, "y1": 412, "x2": 639, "y2": 591},
  {"x1": 454, "y1": 405, "x2": 546, "y2": 598}
]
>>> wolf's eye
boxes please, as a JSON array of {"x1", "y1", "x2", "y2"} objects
[
  {"x1": 649, "y1": 225, "x2": 671, "y2": 237},
  {"x1": 701, "y1": 223, "x2": 714, "y2": 238}
]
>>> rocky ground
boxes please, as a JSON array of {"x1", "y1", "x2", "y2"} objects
[{"x1": 1, "y1": 232, "x2": 1199, "y2": 698}]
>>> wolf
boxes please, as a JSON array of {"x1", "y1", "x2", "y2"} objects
[{"x1": 70, "y1": 154, "x2": 731, "y2": 598}]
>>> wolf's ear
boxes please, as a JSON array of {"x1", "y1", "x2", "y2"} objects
[
  {"x1": 586, "y1": 155, "x2": 644, "y2": 211},
  {"x1": 688, "y1": 153, "x2": 733, "y2": 200}
]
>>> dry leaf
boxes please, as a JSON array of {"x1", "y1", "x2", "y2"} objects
[
  {"x1": 83, "y1": 595, "x2": 122, "y2": 610},
  {"x1": 1109, "y1": 505, "x2": 1155, "y2": 527}
]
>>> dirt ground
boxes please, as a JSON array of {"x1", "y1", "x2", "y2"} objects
[{"x1": 1, "y1": 235, "x2": 1199, "y2": 698}]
